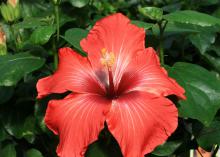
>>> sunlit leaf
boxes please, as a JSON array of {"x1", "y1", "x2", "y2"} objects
[
  {"x1": 164, "y1": 10, "x2": 220, "y2": 27},
  {"x1": 30, "y1": 26, "x2": 56, "y2": 45},
  {"x1": 138, "y1": 7, "x2": 163, "y2": 21}
]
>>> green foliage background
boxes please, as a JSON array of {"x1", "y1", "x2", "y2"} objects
[{"x1": 0, "y1": 0, "x2": 220, "y2": 156}]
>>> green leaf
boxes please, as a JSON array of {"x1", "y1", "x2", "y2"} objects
[
  {"x1": 193, "y1": 119, "x2": 220, "y2": 149},
  {"x1": 59, "y1": 13, "x2": 75, "y2": 27},
  {"x1": 200, "y1": 0, "x2": 219, "y2": 6},
  {"x1": 203, "y1": 52, "x2": 220, "y2": 73},
  {"x1": 0, "y1": 87, "x2": 14, "y2": 104},
  {"x1": 22, "y1": 116, "x2": 36, "y2": 143},
  {"x1": 0, "y1": 144, "x2": 16, "y2": 157},
  {"x1": 131, "y1": 20, "x2": 154, "y2": 29},
  {"x1": 1, "y1": 103, "x2": 36, "y2": 139},
  {"x1": 21, "y1": 0, "x2": 53, "y2": 18},
  {"x1": 30, "y1": 26, "x2": 56, "y2": 45},
  {"x1": 213, "y1": 8, "x2": 220, "y2": 18},
  {"x1": 0, "y1": 53, "x2": 45, "y2": 86},
  {"x1": 162, "y1": 3, "x2": 181, "y2": 13},
  {"x1": 63, "y1": 28, "x2": 88, "y2": 56},
  {"x1": 86, "y1": 141, "x2": 122, "y2": 157},
  {"x1": 66, "y1": 0, "x2": 89, "y2": 8},
  {"x1": 152, "y1": 141, "x2": 182, "y2": 156},
  {"x1": 152, "y1": 22, "x2": 200, "y2": 36},
  {"x1": 188, "y1": 26, "x2": 217, "y2": 54},
  {"x1": 26, "y1": 149, "x2": 43, "y2": 157},
  {"x1": 138, "y1": 7, "x2": 163, "y2": 21},
  {"x1": 86, "y1": 143, "x2": 108, "y2": 157},
  {"x1": 0, "y1": 122, "x2": 9, "y2": 142},
  {"x1": 14, "y1": 17, "x2": 48, "y2": 29},
  {"x1": 164, "y1": 10, "x2": 220, "y2": 27},
  {"x1": 168, "y1": 62, "x2": 220, "y2": 126}
]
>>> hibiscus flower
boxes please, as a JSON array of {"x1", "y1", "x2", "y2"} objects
[{"x1": 37, "y1": 13, "x2": 185, "y2": 157}]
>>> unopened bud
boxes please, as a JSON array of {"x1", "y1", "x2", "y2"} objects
[
  {"x1": 0, "y1": 0, "x2": 20, "y2": 23},
  {"x1": 7, "y1": 0, "x2": 18, "y2": 8},
  {"x1": 0, "y1": 26, "x2": 7, "y2": 56},
  {"x1": 0, "y1": 29, "x2": 6, "y2": 45}
]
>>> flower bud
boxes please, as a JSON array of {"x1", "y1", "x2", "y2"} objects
[
  {"x1": 0, "y1": 0, "x2": 20, "y2": 23},
  {"x1": 0, "y1": 26, "x2": 7, "y2": 56},
  {"x1": 8, "y1": 0, "x2": 18, "y2": 8},
  {"x1": 51, "y1": 0, "x2": 61, "y2": 5}
]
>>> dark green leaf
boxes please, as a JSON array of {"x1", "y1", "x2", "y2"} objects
[
  {"x1": 164, "y1": 10, "x2": 220, "y2": 27},
  {"x1": 30, "y1": 26, "x2": 56, "y2": 45},
  {"x1": 162, "y1": 3, "x2": 181, "y2": 13},
  {"x1": 193, "y1": 119, "x2": 220, "y2": 149},
  {"x1": 0, "y1": 143, "x2": 16, "y2": 157},
  {"x1": 14, "y1": 17, "x2": 48, "y2": 29},
  {"x1": 1, "y1": 104, "x2": 35, "y2": 139},
  {"x1": 26, "y1": 149, "x2": 43, "y2": 157},
  {"x1": 188, "y1": 26, "x2": 217, "y2": 54},
  {"x1": 0, "y1": 122, "x2": 9, "y2": 142},
  {"x1": 59, "y1": 13, "x2": 75, "y2": 27},
  {"x1": 66, "y1": 0, "x2": 89, "y2": 8},
  {"x1": 152, "y1": 22, "x2": 200, "y2": 36},
  {"x1": 63, "y1": 28, "x2": 88, "y2": 56},
  {"x1": 213, "y1": 8, "x2": 220, "y2": 18},
  {"x1": 168, "y1": 62, "x2": 220, "y2": 126},
  {"x1": 200, "y1": 0, "x2": 219, "y2": 6},
  {"x1": 138, "y1": 7, "x2": 163, "y2": 21},
  {"x1": 86, "y1": 141, "x2": 122, "y2": 157},
  {"x1": 152, "y1": 141, "x2": 182, "y2": 156},
  {"x1": 0, "y1": 87, "x2": 14, "y2": 104},
  {"x1": 203, "y1": 49, "x2": 220, "y2": 73},
  {"x1": 131, "y1": 20, "x2": 154, "y2": 29},
  {"x1": 22, "y1": 116, "x2": 37, "y2": 143},
  {"x1": 21, "y1": 0, "x2": 53, "y2": 18},
  {"x1": 0, "y1": 53, "x2": 45, "y2": 86}
]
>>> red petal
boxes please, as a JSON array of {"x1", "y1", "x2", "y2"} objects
[
  {"x1": 80, "y1": 13, "x2": 145, "y2": 84},
  {"x1": 106, "y1": 91, "x2": 178, "y2": 157},
  {"x1": 36, "y1": 47, "x2": 105, "y2": 98},
  {"x1": 117, "y1": 47, "x2": 186, "y2": 99},
  {"x1": 45, "y1": 93, "x2": 111, "y2": 157}
]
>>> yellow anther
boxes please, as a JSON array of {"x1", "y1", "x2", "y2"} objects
[
  {"x1": 101, "y1": 48, "x2": 107, "y2": 55},
  {"x1": 100, "y1": 48, "x2": 115, "y2": 68}
]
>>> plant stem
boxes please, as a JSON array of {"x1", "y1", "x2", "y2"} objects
[
  {"x1": 52, "y1": 37, "x2": 58, "y2": 70},
  {"x1": 158, "y1": 20, "x2": 168, "y2": 65},
  {"x1": 54, "y1": 5, "x2": 60, "y2": 42},
  {"x1": 159, "y1": 37, "x2": 164, "y2": 65},
  {"x1": 10, "y1": 24, "x2": 18, "y2": 52},
  {"x1": 53, "y1": 4, "x2": 60, "y2": 69}
]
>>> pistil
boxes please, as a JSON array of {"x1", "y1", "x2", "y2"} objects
[{"x1": 108, "y1": 68, "x2": 115, "y2": 98}]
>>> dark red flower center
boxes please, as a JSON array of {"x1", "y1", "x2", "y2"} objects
[
  {"x1": 107, "y1": 69, "x2": 116, "y2": 99},
  {"x1": 100, "y1": 48, "x2": 118, "y2": 99}
]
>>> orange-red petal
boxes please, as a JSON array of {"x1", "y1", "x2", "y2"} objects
[
  {"x1": 117, "y1": 47, "x2": 186, "y2": 99},
  {"x1": 106, "y1": 91, "x2": 178, "y2": 157},
  {"x1": 36, "y1": 47, "x2": 105, "y2": 98},
  {"x1": 45, "y1": 93, "x2": 111, "y2": 157},
  {"x1": 80, "y1": 13, "x2": 145, "y2": 86}
]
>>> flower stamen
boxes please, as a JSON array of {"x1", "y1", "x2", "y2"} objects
[
  {"x1": 100, "y1": 48, "x2": 116, "y2": 98},
  {"x1": 100, "y1": 48, "x2": 115, "y2": 68}
]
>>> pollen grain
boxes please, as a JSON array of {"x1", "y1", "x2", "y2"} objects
[{"x1": 100, "y1": 48, "x2": 115, "y2": 68}]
